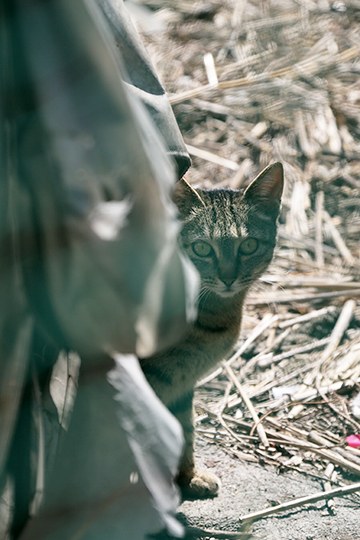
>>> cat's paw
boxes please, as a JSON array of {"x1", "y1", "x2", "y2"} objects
[{"x1": 178, "y1": 469, "x2": 221, "y2": 500}]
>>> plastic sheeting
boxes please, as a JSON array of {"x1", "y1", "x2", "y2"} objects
[{"x1": 0, "y1": 1, "x2": 198, "y2": 537}]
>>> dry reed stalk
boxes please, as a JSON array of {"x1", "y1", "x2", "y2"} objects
[
  {"x1": 169, "y1": 46, "x2": 360, "y2": 105},
  {"x1": 291, "y1": 380, "x2": 358, "y2": 404},
  {"x1": 262, "y1": 278, "x2": 360, "y2": 290},
  {"x1": 262, "y1": 420, "x2": 360, "y2": 475},
  {"x1": 308, "y1": 431, "x2": 360, "y2": 468},
  {"x1": 185, "y1": 143, "x2": 239, "y2": 170},
  {"x1": 203, "y1": 52, "x2": 218, "y2": 86},
  {"x1": 322, "y1": 211, "x2": 355, "y2": 266},
  {"x1": 257, "y1": 337, "x2": 331, "y2": 369},
  {"x1": 278, "y1": 306, "x2": 337, "y2": 329},
  {"x1": 323, "y1": 463, "x2": 336, "y2": 514},
  {"x1": 319, "y1": 299, "x2": 356, "y2": 363},
  {"x1": 248, "y1": 289, "x2": 360, "y2": 306},
  {"x1": 223, "y1": 363, "x2": 270, "y2": 448},
  {"x1": 238, "y1": 482, "x2": 360, "y2": 524},
  {"x1": 185, "y1": 525, "x2": 253, "y2": 539},
  {"x1": 315, "y1": 190, "x2": 324, "y2": 268}
]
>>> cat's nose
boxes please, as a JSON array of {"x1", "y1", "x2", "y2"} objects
[{"x1": 221, "y1": 277, "x2": 235, "y2": 288}]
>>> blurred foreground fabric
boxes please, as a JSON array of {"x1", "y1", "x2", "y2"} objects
[{"x1": 0, "y1": 0, "x2": 197, "y2": 538}]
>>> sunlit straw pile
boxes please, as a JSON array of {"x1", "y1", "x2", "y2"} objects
[{"x1": 138, "y1": 0, "x2": 360, "y2": 504}]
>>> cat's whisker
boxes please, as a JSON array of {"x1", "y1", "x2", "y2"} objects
[
  {"x1": 198, "y1": 287, "x2": 213, "y2": 304},
  {"x1": 256, "y1": 279, "x2": 287, "y2": 295},
  {"x1": 248, "y1": 281, "x2": 280, "y2": 311},
  {"x1": 261, "y1": 280, "x2": 274, "y2": 285},
  {"x1": 250, "y1": 281, "x2": 272, "y2": 296},
  {"x1": 198, "y1": 286, "x2": 207, "y2": 298}
]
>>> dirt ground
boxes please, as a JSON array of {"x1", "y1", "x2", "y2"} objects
[{"x1": 180, "y1": 441, "x2": 360, "y2": 540}]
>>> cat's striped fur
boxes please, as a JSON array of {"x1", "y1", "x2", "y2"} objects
[{"x1": 140, "y1": 163, "x2": 283, "y2": 499}]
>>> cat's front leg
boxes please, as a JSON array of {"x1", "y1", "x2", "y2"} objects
[{"x1": 170, "y1": 390, "x2": 221, "y2": 499}]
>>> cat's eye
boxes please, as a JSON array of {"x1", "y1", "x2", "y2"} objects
[
  {"x1": 191, "y1": 241, "x2": 213, "y2": 257},
  {"x1": 239, "y1": 237, "x2": 258, "y2": 255}
]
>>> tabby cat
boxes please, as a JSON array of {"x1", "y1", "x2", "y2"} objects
[{"x1": 140, "y1": 162, "x2": 283, "y2": 499}]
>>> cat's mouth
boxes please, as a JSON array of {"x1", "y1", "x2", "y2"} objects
[
  {"x1": 217, "y1": 289, "x2": 238, "y2": 298},
  {"x1": 208, "y1": 281, "x2": 250, "y2": 298},
  {"x1": 200, "y1": 278, "x2": 252, "y2": 299}
]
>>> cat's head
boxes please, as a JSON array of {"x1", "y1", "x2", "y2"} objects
[{"x1": 173, "y1": 162, "x2": 283, "y2": 299}]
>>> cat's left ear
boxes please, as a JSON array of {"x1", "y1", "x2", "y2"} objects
[
  {"x1": 244, "y1": 162, "x2": 284, "y2": 207},
  {"x1": 172, "y1": 177, "x2": 205, "y2": 215}
]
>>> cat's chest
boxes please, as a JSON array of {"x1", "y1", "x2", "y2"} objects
[
  {"x1": 140, "y1": 299, "x2": 244, "y2": 406},
  {"x1": 191, "y1": 323, "x2": 240, "y2": 362},
  {"x1": 167, "y1": 323, "x2": 241, "y2": 392},
  {"x1": 141, "y1": 322, "x2": 241, "y2": 407}
]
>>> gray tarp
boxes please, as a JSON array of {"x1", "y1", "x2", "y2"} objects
[{"x1": 0, "y1": 0, "x2": 197, "y2": 538}]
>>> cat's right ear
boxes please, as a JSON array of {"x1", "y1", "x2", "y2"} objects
[
  {"x1": 244, "y1": 162, "x2": 284, "y2": 207},
  {"x1": 172, "y1": 178, "x2": 205, "y2": 215}
]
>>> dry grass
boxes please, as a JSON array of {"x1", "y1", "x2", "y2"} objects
[{"x1": 138, "y1": 0, "x2": 360, "y2": 501}]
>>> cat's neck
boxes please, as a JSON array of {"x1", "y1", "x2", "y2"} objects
[{"x1": 196, "y1": 290, "x2": 246, "y2": 332}]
